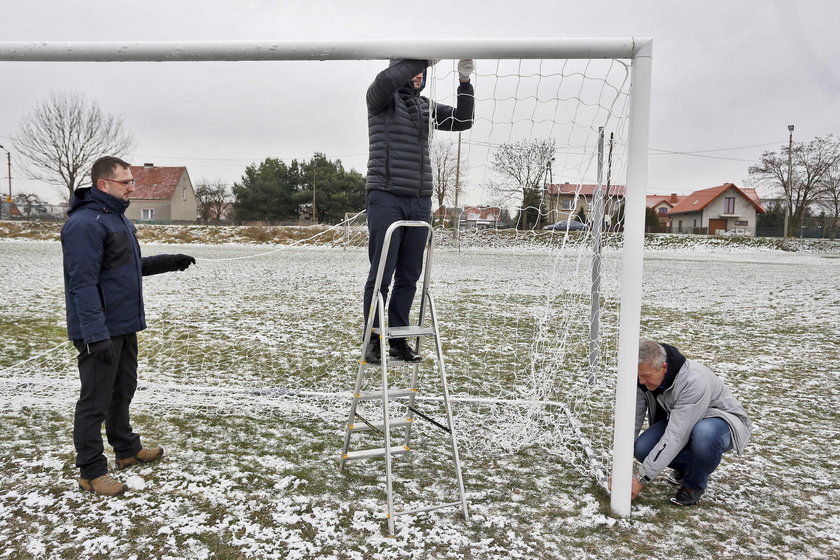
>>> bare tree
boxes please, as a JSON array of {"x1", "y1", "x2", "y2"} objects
[
  {"x1": 431, "y1": 140, "x2": 459, "y2": 225},
  {"x1": 12, "y1": 91, "x2": 135, "y2": 202},
  {"x1": 490, "y1": 138, "x2": 555, "y2": 230},
  {"x1": 195, "y1": 179, "x2": 233, "y2": 222},
  {"x1": 816, "y1": 156, "x2": 840, "y2": 240},
  {"x1": 749, "y1": 134, "x2": 840, "y2": 233}
]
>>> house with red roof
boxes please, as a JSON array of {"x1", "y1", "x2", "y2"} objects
[
  {"x1": 646, "y1": 193, "x2": 683, "y2": 229},
  {"x1": 668, "y1": 183, "x2": 765, "y2": 235},
  {"x1": 126, "y1": 164, "x2": 198, "y2": 223},
  {"x1": 545, "y1": 182, "x2": 626, "y2": 226}
]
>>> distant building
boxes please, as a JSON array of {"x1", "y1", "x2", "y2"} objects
[
  {"x1": 668, "y1": 183, "x2": 765, "y2": 235},
  {"x1": 646, "y1": 193, "x2": 684, "y2": 230},
  {"x1": 126, "y1": 164, "x2": 198, "y2": 223},
  {"x1": 0, "y1": 200, "x2": 22, "y2": 219},
  {"x1": 433, "y1": 205, "x2": 501, "y2": 229},
  {"x1": 544, "y1": 182, "x2": 626, "y2": 225}
]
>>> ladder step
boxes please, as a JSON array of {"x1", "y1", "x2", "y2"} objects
[
  {"x1": 348, "y1": 417, "x2": 413, "y2": 432},
  {"x1": 373, "y1": 325, "x2": 435, "y2": 338},
  {"x1": 355, "y1": 389, "x2": 416, "y2": 401},
  {"x1": 343, "y1": 445, "x2": 410, "y2": 461}
]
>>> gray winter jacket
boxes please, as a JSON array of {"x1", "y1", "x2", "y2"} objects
[
  {"x1": 365, "y1": 59, "x2": 474, "y2": 198},
  {"x1": 635, "y1": 358, "x2": 753, "y2": 481}
]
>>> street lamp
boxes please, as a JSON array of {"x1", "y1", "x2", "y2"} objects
[
  {"x1": 0, "y1": 145, "x2": 11, "y2": 203},
  {"x1": 783, "y1": 125, "x2": 794, "y2": 247}
]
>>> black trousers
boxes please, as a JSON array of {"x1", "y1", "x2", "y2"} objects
[
  {"x1": 73, "y1": 333, "x2": 142, "y2": 479},
  {"x1": 363, "y1": 189, "x2": 432, "y2": 329}
]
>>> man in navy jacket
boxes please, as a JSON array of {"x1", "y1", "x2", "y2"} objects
[
  {"x1": 362, "y1": 58, "x2": 474, "y2": 363},
  {"x1": 62, "y1": 156, "x2": 195, "y2": 496}
]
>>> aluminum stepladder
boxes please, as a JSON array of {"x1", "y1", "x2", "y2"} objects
[{"x1": 339, "y1": 220, "x2": 469, "y2": 536}]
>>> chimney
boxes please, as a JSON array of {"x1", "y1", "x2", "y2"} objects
[
  {"x1": 143, "y1": 163, "x2": 155, "y2": 168},
  {"x1": 670, "y1": 193, "x2": 678, "y2": 203}
]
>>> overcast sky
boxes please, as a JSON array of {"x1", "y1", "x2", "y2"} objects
[{"x1": 1, "y1": 0, "x2": 838, "y2": 205}]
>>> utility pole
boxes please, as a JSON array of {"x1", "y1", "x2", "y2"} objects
[
  {"x1": 783, "y1": 124, "x2": 794, "y2": 249},
  {"x1": 312, "y1": 167, "x2": 317, "y2": 224},
  {"x1": 0, "y1": 145, "x2": 11, "y2": 203}
]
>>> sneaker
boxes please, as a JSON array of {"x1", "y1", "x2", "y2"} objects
[
  {"x1": 670, "y1": 485, "x2": 705, "y2": 506},
  {"x1": 665, "y1": 469, "x2": 685, "y2": 486},
  {"x1": 78, "y1": 473, "x2": 127, "y2": 497},
  {"x1": 389, "y1": 339, "x2": 422, "y2": 363},
  {"x1": 116, "y1": 446, "x2": 164, "y2": 469},
  {"x1": 364, "y1": 340, "x2": 381, "y2": 364}
]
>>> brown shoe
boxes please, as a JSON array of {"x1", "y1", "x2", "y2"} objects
[
  {"x1": 116, "y1": 446, "x2": 164, "y2": 469},
  {"x1": 78, "y1": 474, "x2": 127, "y2": 497}
]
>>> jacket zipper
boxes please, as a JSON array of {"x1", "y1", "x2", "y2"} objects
[
  {"x1": 416, "y1": 96, "x2": 424, "y2": 195},
  {"x1": 653, "y1": 444, "x2": 666, "y2": 462}
]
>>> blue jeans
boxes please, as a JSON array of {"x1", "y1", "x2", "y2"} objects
[
  {"x1": 634, "y1": 417, "x2": 733, "y2": 490},
  {"x1": 363, "y1": 190, "x2": 432, "y2": 329}
]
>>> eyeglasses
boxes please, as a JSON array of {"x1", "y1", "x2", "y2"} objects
[{"x1": 104, "y1": 178, "x2": 136, "y2": 187}]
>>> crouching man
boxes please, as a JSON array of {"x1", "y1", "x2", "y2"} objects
[
  {"x1": 62, "y1": 156, "x2": 196, "y2": 496},
  {"x1": 632, "y1": 339, "x2": 753, "y2": 506}
]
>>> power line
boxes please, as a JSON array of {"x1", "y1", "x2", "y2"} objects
[{"x1": 649, "y1": 142, "x2": 781, "y2": 162}]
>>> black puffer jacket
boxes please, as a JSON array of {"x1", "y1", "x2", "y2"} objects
[{"x1": 366, "y1": 59, "x2": 474, "y2": 198}]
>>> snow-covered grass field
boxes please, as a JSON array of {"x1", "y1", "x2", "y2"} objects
[{"x1": 0, "y1": 234, "x2": 838, "y2": 559}]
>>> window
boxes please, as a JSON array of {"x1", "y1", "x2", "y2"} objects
[
  {"x1": 560, "y1": 198, "x2": 574, "y2": 211},
  {"x1": 657, "y1": 207, "x2": 668, "y2": 214},
  {"x1": 724, "y1": 197, "x2": 735, "y2": 214},
  {"x1": 735, "y1": 220, "x2": 748, "y2": 226},
  {"x1": 183, "y1": 186, "x2": 187, "y2": 201},
  {"x1": 142, "y1": 208, "x2": 155, "y2": 221}
]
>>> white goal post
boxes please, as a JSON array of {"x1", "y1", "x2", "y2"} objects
[{"x1": 0, "y1": 37, "x2": 652, "y2": 518}]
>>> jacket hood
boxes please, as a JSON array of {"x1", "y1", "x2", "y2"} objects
[
  {"x1": 660, "y1": 343, "x2": 687, "y2": 390},
  {"x1": 68, "y1": 186, "x2": 130, "y2": 216},
  {"x1": 390, "y1": 59, "x2": 426, "y2": 94}
]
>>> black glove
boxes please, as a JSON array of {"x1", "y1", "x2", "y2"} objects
[
  {"x1": 87, "y1": 339, "x2": 115, "y2": 365},
  {"x1": 169, "y1": 254, "x2": 196, "y2": 271},
  {"x1": 142, "y1": 254, "x2": 196, "y2": 275}
]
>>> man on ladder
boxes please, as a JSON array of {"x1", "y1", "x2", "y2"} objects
[{"x1": 362, "y1": 58, "x2": 475, "y2": 363}]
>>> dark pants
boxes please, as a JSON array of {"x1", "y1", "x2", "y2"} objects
[
  {"x1": 634, "y1": 418, "x2": 733, "y2": 490},
  {"x1": 363, "y1": 189, "x2": 432, "y2": 329},
  {"x1": 73, "y1": 333, "x2": 142, "y2": 479}
]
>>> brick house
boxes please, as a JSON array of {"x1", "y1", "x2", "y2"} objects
[
  {"x1": 126, "y1": 164, "x2": 198, "y2": 223},
  {"x1": 544, "y1": 182, "x2": 626, "y2": 225},
  {"x1": 668, "y1": 183, "x2": 765, "y2": 235}
]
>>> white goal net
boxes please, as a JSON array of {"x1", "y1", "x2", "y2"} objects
[{"x1": 0, "y1": 40, "x2": 651, "y2": 509}]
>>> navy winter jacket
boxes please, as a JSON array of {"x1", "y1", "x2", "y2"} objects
[
  {"x1": 365, "y1": 59, "x2": 474, "y2": 198},
  {"x1": 61, "y1": 186, "x2": 175, "y2": 344}
]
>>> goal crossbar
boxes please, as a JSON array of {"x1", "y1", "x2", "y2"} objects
[{"x1": 0, "y1": 38, "x2": 651, "y2": 62}]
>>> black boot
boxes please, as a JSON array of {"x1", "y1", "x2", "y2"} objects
[
  {"x1": 364, "y1": 339, "x2": 381, "y2": 364},
  {"x1": 670, "y1": 485, "x2": 705, "y2": 506},
  {"x1": 389, "y1": 339, "x2": 422, "y2": 363}
]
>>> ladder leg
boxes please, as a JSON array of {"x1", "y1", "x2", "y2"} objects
[
  {"x1": 428, "y1": 292, "x2": 470, "y2": 522},
  {"x1": 378, "y1": 297, "x2": 397, "y2": 536},
  {"x1": 340, "y1": 287, "x2": 382, "y2": 470}
]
